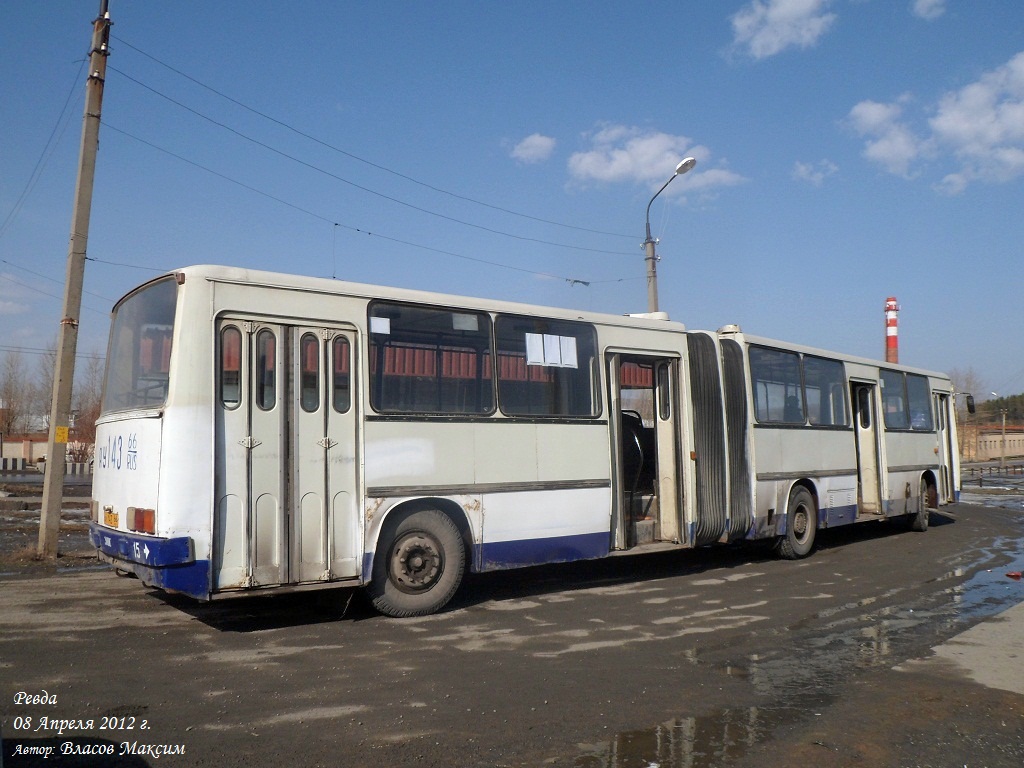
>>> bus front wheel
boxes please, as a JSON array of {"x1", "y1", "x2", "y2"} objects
[
  {"x1": 368, "y1": 509, "x2": 466, "y2": 618},
  {"x1": 777, "y1": 487, "x2": 817, "y2": 560}
]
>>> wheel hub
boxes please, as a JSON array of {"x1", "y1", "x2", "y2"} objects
[
  {"x1": 793, "y1": 508, "x2": 808, "y2": 537},
  {"x1": 390, "y1": 533, "x2": 442, "y2": 592}
]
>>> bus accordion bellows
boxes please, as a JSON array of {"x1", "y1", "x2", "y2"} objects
[{"x1": 89, "y1": 265, "x2": 962, "y2": 617}]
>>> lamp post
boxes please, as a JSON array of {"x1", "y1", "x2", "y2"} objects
[
  {"x1": 644, "y1": 157, "x2": 696, "y2": 313},
  {"x1": 991, "y1": 392, "x2": 1007, "y2": 472}
]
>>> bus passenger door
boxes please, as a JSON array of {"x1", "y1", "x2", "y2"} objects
[
  {"x1": 934, "y1": 392, "x2": 955, "y2": 502},
  {"x1": 851, "y1": 382, "x2": 882, "y2": 515},
  {"x1": 608, "y1": 354, "x2": 682, "y2": 549},
  {"x1": 290, "y1": 327, "x2": 360, "y2": 583},
  {"x1": 215, "y1": 320, "x2": 287, "y2": 590}
]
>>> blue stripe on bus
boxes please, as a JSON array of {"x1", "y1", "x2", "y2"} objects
[
  {"x1": 89, "y1": 523, "x2": 210, "y2": 600},
  {"x1": 362, "y1": 531, "x2": 612, "y2": 579},
  {"x1": 477, "y1": 531, "x2": 610, "y2": 571},
  {"x1": 824, "y1": 503, "x2": 858, "y2": 527}
]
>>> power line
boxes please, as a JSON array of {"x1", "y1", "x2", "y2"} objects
[
  {"x1": 103, "y1": 123, "x2": 626, "y2": 286},
  {"x1": 0, "y1": 343, "x2": 104, "y2": 361},
  {"x1": 108, "y1": 66, "x2": 634, "y2": 258},
  {"x1": 0, "y1": 256, "x2": 116, "y2": 304},
  {"x1": 0, "y1": 58, "x2": 87, "y2": 241},
  {"x1": 85, "y1": 256, "x2": 168, "y2": 272},
  {"x1": 0, "y1": 270, "x2": 110, "y2": 316},
  {"x1": 112, "y1": 35, "x2": 634, "y2": 241}
]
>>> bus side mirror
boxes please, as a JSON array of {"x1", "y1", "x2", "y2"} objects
[{"x1": 965, "y1": 394, "x2": 976, "y2": 414}]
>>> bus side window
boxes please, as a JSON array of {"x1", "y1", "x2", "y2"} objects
[
  {"x1": 300, "y1": 333, "x2": 320, "y2": 413},
  {"x1": 255, "y1": 329, "x2": 276, "y2": 411},
  {"x1": 858, "y1": 387, "x2": 871, "y2": 429},
  {"x1": 220, "y1": 326, "x2": 242, "y2": 408},
  {"x1": 906, "y1": 374, "x2": 933, "y2": 431},
  {"x1": 880, "y1": 370, "x2": 909, "y2": 430},
  {"x1": 333, "y1": 336, "x2": 351, "y2": 413}
]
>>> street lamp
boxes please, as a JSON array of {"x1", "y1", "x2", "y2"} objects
[
  {"x1": 644, "y1": 157, "x2": 696, "y2": 313},
  {"x1": 991, "y1": 392, "x2": 1007, "y2": 472}
]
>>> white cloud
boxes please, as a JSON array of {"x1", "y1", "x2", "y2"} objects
[
  {"x1": 792, "y1": 159, "x2": 839, "y2": 186},
  {"x1": 849, "y1": 51, "x2": 1024, "y2": 193},
  {"x1": 567, "y1": 125, "x2": 746, "y2": 194},
  {"x1": 847, "y1": 97, "x2": 925, "y2": 177},
  {"x1": 731, "y1": 0, "x2": 837, "y2": 60},
  {"x1": 911, "y1": 0, "x2": 945, "y2": 20},
  {"x1": 0, "y1": 276, "x2": 31, "y2": 316},
  {"x1": 510, "y1": 133, "x2": 556, "y2": 163},
  {"x1": 929, "y1": 51, "x2": 1024, "y2": 192},
  {"x1": 568, "y1": 125, "x2": 698, "y2": 185},
  {"x1": 0, "y1": 300, "x2": 29, "y2": 316}
]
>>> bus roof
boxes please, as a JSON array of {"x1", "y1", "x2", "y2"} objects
[{"x1": 128, "y1": 264, "x2": 690, "y2": 334}]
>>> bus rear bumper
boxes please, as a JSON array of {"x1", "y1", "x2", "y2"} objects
[{"x1": 89, "y1": 522, "x2": 210, "y2": 600}]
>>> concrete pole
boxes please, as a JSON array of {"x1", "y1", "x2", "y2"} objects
[
  {"x1": 644, "y1": 233, "x2": 659, "y2": 314},
  {"x1": 37, "y1": 1, "x2": 111, "y2": 559},
  {"x1": 643, "y1": 158, "x2": 696, "y2": 314},
  {"x1": 1000, "y1": 409, "x2": 1007, "y2": 473}
]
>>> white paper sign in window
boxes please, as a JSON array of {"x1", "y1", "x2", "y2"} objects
[
  {"x1": 525, "y1": 333, "x2": 578, "y2": 368},
  {"x1": 370, "y1": 316, "x2": 391, "y2": 335},
  {"x1": 451, "y1": 313, "x2": 479, "y2": 332}
]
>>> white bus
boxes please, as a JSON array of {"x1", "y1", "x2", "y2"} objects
[{"x1": 89, "y1": 266, "x2": 962, "y2": 616}]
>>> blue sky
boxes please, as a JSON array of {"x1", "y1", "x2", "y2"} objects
[{"x1": 2, "y1": 0, "x2": 1023, "y2": 398}]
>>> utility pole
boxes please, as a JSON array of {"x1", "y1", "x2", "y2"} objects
[
  {"x1": 999, "y1": 408, "x2": 1007, "y2": 473},
  {"x1": 37, "y1": 1, "x2": 111, "y2": 559}
]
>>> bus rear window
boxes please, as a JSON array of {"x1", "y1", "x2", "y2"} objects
[{"x1": 102, "y1": 277, "x2": 177, "y2": 412}]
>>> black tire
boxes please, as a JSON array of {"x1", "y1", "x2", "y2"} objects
[
  {"x1": 910, "y1": 476, "x2": 930, "y2": 532},
  {"x1": 368, "y1": 509, "x2": 465, "y2": 618},
  {"x1": 777, "y1": 486, "x2": 817, "y2": 560}
]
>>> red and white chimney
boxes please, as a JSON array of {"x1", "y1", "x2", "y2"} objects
[{"x1": 884, "y1": 297, "x2": 899, "y2": 364}]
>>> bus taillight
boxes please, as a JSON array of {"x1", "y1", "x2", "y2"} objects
[{"x1": 127, "y1": 507, "x2": 156, "y2": 534}]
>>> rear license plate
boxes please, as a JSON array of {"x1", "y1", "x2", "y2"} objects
[{"x1": 104, "y1": 510, "x2": 119, "y2": 527}]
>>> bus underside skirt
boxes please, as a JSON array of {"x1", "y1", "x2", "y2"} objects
[
  {"x1": 476, "y1": 530, "x2": 610, "y2": 571},
  {"x1": 824, "y1": 503, "x2": 858, "y2": 527},
  {"x1": 89, "y1": 523, "x2": 210, "y2": 600}
]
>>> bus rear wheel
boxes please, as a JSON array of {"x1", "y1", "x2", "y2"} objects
[
  {"x1": 368, "y1": 509, "x2": 465, "y2": 618},
  {"x1": 777, "y1": 487, "x2": 817, "y2": 560},
  {"x1": 910, "y1": 476, "x2": 931, "y2": 532}
]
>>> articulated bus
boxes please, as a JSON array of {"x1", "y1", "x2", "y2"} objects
[{"x1": 89, "y1": 266, "x2": 961, "y2": 617}]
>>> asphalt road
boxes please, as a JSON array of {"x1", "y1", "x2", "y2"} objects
[{"x1": 2, "y1": 499, "x2": 1023, "y2": 767}]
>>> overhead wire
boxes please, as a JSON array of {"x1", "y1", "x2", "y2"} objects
[
  {"x1": 112, "y1": 36, "x2": 635, "y2": 241},
  {"x1": 0, "y1": 58, "x2": 87, "y2": 242},
  {"x1": 107, "y1": 66, "x2": 634, "y2": 258},
  {"x1": 102, "y1": 122, "x2": 620, "y2": 286}
]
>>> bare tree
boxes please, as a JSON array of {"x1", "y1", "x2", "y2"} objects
[
  {"x1": 31, "y1": 338, "x2": 57, "y2": 431},
  {"x1": 69, "y1": 349, "x2": 104, "y2": 461},
  {"x1": 1, "y1": 350, "x2": 32, "y2": 435},
  {"x1": 948, "y1": 366, "x2": 984, "y2": 462}
]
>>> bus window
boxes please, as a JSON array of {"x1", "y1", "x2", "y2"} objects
[
  {"x1": 332, "y1": 336, "x2": 351, "y2": 413},
  {"x1": 255, "y1": 329, "x2": 276, "y2": 411},
  {"x1": 880, "y1": 370, "x2": 909, "y2": 429},
  {"x1": 858, "y1": 387, "x2": 872, "y2": 428},
  {"x1": 102, "y1": 276, "x2": 177, "y2": 412},
  {"x1": 906, "y1": 374, "x2": 933, "y2": 431},
  {"x1": 369, "y1": 302, "x2": 493, "y2": 415},
  {"x1": 495, "y1": 315, "x2": 598, "y2": 417},
  {"x1": 657, "y1": 363, "x2": 671, "y2": 421},
  {"x1": 749, "y1": 346, "x2": 804, "y2": 424},
  {"x1": 300, "y1": 333, "x2": 320, "y2": 413},
  {"x1": 220, "y1": 326, "x2": 242, "y2": 408},
  {"x1": 804, "y1": 356, "x2": 848, "y2": 426}
]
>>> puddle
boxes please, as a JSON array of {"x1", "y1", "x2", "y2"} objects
[{"x1": 570, "y1": 521, "x2": 1024, "y2": 768}]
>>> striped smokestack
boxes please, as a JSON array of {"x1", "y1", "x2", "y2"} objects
[{"x1": 885, "y1": 296, "x2": 899, "y2": 363}]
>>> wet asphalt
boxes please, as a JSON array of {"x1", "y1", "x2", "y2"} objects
[{"x1": 1, "y1": 481, "x2": 1023, "y2": 767}]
